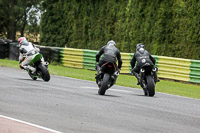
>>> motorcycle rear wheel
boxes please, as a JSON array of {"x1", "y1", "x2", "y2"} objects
[
  {"x1": 146, "y1": 75, "x2": 155, "y2": 96},
  {"x1": 98, "y1": 73, "x2": 110, "y2": 95},
  {"x1": 38, "y1": 63, "x2": 50, "y2": 82}
]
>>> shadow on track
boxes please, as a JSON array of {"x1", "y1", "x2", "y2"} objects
[
  {"x1": 15, "y1": 78, "x2": 43, "y2": 82},
  {"x1": 131, "y1": 93, "x2": 158, "y2": 98},
  {"x1": 95, "y1": 94, "x2": 121, "y2": 98}
]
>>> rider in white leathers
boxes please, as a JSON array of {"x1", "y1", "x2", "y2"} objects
[{"x1": 18, "y1": 37, "x2": 42, "y2": 73}]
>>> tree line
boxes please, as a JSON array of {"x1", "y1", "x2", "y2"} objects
[
  {"x1": 40, "y1": 0, "x2": 200, "y2": 59},
  {"x1": 1, "y1": 0, "x2": 199, "y2": 59}
]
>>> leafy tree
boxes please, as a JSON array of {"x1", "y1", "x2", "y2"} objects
[{"x1": 0, "y1": 0, "x2": 41, "y2": 40}]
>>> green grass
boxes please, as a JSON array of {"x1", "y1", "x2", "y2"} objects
[
  {"x1": 0, "y1": 59, "x2": 19, "y2": 68},
  {"x1": 1, "y1": 59, "x2": 200, "y2": 99}
]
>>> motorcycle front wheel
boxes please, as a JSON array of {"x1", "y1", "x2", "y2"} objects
[
  {"x1": 28, "y1": 72, "x2": 37, "y2": 80},
  {"x1": 98, "y1": 73, "x2": 110, "y2": 95}
]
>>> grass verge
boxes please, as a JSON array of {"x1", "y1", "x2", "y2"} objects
[{"x1": 1, "y1": 59, "x2": 200, "y2": 99}]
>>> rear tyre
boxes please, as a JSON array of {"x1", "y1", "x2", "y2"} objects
[
  {"x1": 98, "y1": 73, "x2": 110, "y2": 95},
  {"x1": 146, "y1": 75, "x2": 155, "y2": 97},
  {"x1": 38, "y1": 63, "x2": 50, "y2": 82}
]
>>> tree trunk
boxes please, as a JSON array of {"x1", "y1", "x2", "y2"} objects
[
  {"x1": 6, "y1": 0, "x2": 17, "y2": 40},
  {"x1": 20, "y1": 9, "x2": 27, "y2": 37},
  {"x1": 7, "y1": 19, "x2": 17, "y2": 40}
]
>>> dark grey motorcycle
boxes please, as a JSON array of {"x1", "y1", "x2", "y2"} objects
[{"x1": 96, "y1": 62, "x2": 119, "y2": 95}]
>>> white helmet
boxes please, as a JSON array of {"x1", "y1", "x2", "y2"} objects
[
  {"x1": 136, "y1": 43, "x2": 145, "y2": 54},
  {"x1": 18, "y1": 37, "x2": 27, "y2": 45},
  {"x1": 107, "y1": 40, "x2": 116, "y2": 46},
  {"x1": 136, "y1": 43, "x2": 144, "y2": 51},
  {"x1": 138, "y1": 47, "x2": 145, "y2": 54}
]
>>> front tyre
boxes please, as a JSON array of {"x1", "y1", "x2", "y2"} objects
[
  {"x1": 98, "y1": 73, "x2": 110, "y2": 95},
  {"x1": 146, "y1": 75, "x2": 155, "y2": 97},
  {"x1": 38, "y1": 63, "x2": 50, "y2": 82},
  {"x1": 28, "y1": 72, "x2": 37, "y2": 80}
]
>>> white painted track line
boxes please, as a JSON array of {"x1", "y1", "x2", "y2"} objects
[{"x1": 0, "y1": 115, "x2": 63, "y2": 133}]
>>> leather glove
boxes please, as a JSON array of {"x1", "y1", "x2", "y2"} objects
[
  {"x1": 131, "y1": 69, "x2": 134, "y2": 75},
  {"x1": 117, "y1": 69, "x2": 120, "y2": 73}
]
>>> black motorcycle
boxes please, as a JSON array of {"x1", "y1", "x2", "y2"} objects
[
  {"x1": 139, "y1": 63, "x2": 158, "y2": 97},
  {"x1": 96, "y1": 62, "x2": 119, "y2": 95}
]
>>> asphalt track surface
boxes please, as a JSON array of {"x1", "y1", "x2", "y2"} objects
[{"x1": 0, "y1": 67, "x2": 200, "y2": 133}]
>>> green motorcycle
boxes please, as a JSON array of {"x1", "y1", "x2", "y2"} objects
[{"x1": 25, "y1": 53, "x2": 50, "y2": 82}]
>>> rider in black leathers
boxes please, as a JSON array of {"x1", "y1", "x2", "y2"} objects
[
  {"x1": 95, "y1": 40, "x2": 122, "y2": 78},
  {"x1": 130, "y1": 43, "x2": 159, "y2": 85}
]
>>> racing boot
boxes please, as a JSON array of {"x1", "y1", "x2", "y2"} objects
[
  {"x1": 19, "y1": 64, "x2": 25, "y2": 70},
  {"x1": 133, "y1": 72, "x2": 140, "y2": 85},
  {"x1": 153, "y1": 67, "x2": 160, "y2": 83},
  {"x1": 24, "y1": 66, "x2": 36, "y2": 74},
  {"x1": 154, "y1": 73, "x2": 160, "y2": 82},
  {"x1": 95, "y1": 64, "x2": 102, "y2": 79}
]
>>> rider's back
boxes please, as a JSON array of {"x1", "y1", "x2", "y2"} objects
[
  {"x1": 102, "y1": 45, "x2": 120, "y2": 62},
  {"x1": 20, "y1": 41, "x2": 35, "y2": 55},
  {"x1": 134, "y1": 50, "x2": 154, "y2": 67}
]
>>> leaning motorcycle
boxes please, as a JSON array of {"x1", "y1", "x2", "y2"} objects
[
  {"x1": 23, "y1": 53, "x2": 50, "y2": 82},
  {"x1": 139, "y1": 63, "x2": 158, "y2": 97},
  {"x1": 96, "y1": 62, "x2": 119, "y2": 95}
]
